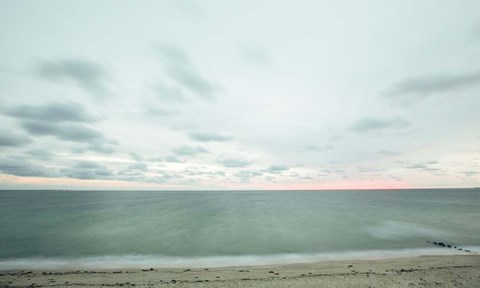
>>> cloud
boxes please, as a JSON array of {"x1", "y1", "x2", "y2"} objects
[
  {"x1": 164, "y1": 155, "x2": 183, "y2": 163},
  {"x1": 154, "y1": 84, "x2": 188, "y2": 102},
  {"x1": 128, "y1": 152, "x2": 144, "y2": 162},
  {"x1": 149, "y1": 155, "x2": 183, "y2": 163},
  {"x1": 385, "y1": 71, "x2": 480, "y2": 101},
  {"x1": 60, "y1": 161, "x2": 113, "y2": 180},
  {"x1": 21, "y1": 121, "x2": 103, "y2": 142},
  {"x1": 20, "y1": 121, "x2": 115, "y2": 153},
  {"x1": 304, "y1": 145, "x2": 319, "y2": 151},
  {"x1": 406, "y1": 164, "x2": 428, "y2": 169},
  {"x1": 127, "y1": 162, "x2": 148, "y2": 172},
  {"x1": 188, "y1": 132, "x2": 232, "y2": 142},
  {"x1": 154, "y1": 171, "x2": 185, "y2": 181},
  {"x1": 115, "y1": 169, "x2": 147, "y2": 182},
  {"x1": 218, "y1": 158, "x2": 251, "y2": 168},
  {"x1": 304, "y1": 144, "x2": 334, "y2": 151},
  {"x1": 239, "y1": 44, "x2": 271, "y2": 65},
  {"x1": 0, "y1": 131, "x2": 31, "y2": 147},
  {"x1": 175, "y1": 0, "x2": 204, "y2": 15},
  {"x1": 351, "y1": 117, "x2": 409, "y2": 132},
  {"x1": 157, "y1": 45, "x2": 219, "y2": 100},
  {"x1": 71, "y1": 143, "x2": 116, "y2": 154},
  {"x1": 405, "y1": 161, "x2": 440, "y2": 172},
  {"x1": 405, "y1": 164, "x2": 440, "y2": 171},
  {"x1": 358, "y1": 167, "x2": 386, "y2": 173},
  {"x1": 182, "y1": 168, "x2": 225, "y2": 178},
  {"x1": 263, "y1": 164, "x2": 290, "y2": 174},
  {"x1": 172, "y1": 145, "x2": 208, "y2": 155},
  {"x1": 37, "y1": 58, "x2": 109, "y2": 97},
  {"x1": 3, "y1": 100, "x2": 111, "y2": 152},
  {"x1": 146, "y1": 105, "x2": 180, "y2": 117},
  {"x1": 463, "y1": 171, "x2": 478, "y2": 177},
  {"x1": 27, "y1": 150, "x2": 54, "y2": 160},
  {"x1": 87, "y1": 143, "x2": 116, "y2": 154},
  {"x1": 0, "y1": 158, "x2": 57, "y2": 177},
  {"x1": 234, "y1": 170, "x2": 263, "y2": 182},
  {"x1": 3, "y1": 101, "x2": 96, "y2": 122},
  {"x1": 378, "y1": 150, "x2": 400, "y2": 156}
]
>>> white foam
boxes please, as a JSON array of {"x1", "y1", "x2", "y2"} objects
[
  {"x1": 0, "y1": 247, "x2": 477, "y2": 270},
  {"x1": 365, "y1": 221, "x2": 452, "y2": 240}
]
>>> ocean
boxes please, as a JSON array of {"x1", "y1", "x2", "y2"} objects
[{"x1": 0, "y1": 189, "x2": 479, "y2": 269}]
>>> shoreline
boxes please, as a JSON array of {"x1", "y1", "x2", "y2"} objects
[
  {"x1": 1, "y1": 246, "x2": 478, "y2": 271},
  {"x1": 1, "y1": 254, "x2": 479, "y2": 287}
]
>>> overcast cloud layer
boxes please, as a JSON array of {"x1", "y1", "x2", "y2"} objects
[{"x1": 1, "y1": 0, "x2": 479, "y2": 189}]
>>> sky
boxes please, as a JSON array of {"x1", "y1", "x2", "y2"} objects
[{"x1": 0, "y1": 0, "x2": 479, "y2": 190}]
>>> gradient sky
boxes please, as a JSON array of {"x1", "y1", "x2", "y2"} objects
[{"x1": 1, "y1": 0, "x2": 480, "y2": 190}]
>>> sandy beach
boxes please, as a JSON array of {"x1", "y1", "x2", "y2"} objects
[{"x1": 1, "y1": 255, "x2": 479, "y2": 288}]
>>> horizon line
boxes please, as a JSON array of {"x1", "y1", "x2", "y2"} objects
[{"x1": 0, "y1": 187, "x2": 479, "y2": 192}]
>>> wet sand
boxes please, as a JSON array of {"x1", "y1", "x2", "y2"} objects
[{"x1": 1, "y1": 255, "x2": 479, "y2": 287}]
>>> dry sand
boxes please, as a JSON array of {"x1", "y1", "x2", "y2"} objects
[{"x1": 1, "y1": 255, "x2": 479, "y2": 287}]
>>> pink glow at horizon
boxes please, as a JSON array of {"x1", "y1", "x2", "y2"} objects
[
  {"x1": 1, "y1": 174, "x2": 418, "y2": 190},
  {"x1": 0, "y1": 175, "x2": 188, "y2": 190},
  {"x1": 252, "y1": 180, "x2": 412, "y2": 190}
]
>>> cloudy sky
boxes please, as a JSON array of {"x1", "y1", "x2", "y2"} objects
[{"x1": 1, "y1": 0, "x2": 480, "y2": 190}]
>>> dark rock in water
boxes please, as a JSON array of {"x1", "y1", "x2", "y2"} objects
[
  {"x1": 434, "y1": 242, "x2": 438, "y2": 245},
  {"x1": 183, "y1": 269, "x2": 191, "y2": 272},
  {"x1": 438, "y1": 242, "x2": 445, "y2": 247},
  {"x1": 458, "y1": 248, "x2": 463, "y2": 251},
  {"x1": 348, "y1": 265, "x2": 353, "y2": 268},
  {"x1": 447, "y1": 245, "x2": 452, "y2": 248},
  {"x1": 269, "y1": 271, "x2": 274, "y2": 273},
  {"x1": 171, "y1": 279, "x2": 177, "y2": 284},
  {"x1": 465, "y1": 250, "x2": 471, "y2": 253}
]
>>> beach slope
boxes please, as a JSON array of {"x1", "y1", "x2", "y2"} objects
[{"x1": 1, "y1": 255, "x2": 479, "y2": 287}]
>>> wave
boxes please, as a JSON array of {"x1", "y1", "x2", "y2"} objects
[
  {"x1": 0, "y1": 247, "x2": 477, "y2": 270},
  {"x1": 365, "y1": 221, "x2": 452, "y2": 240}
]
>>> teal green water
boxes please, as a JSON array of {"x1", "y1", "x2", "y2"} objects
[{"x1": 0, "y1": 189, "x2": 479, "y2": 268}]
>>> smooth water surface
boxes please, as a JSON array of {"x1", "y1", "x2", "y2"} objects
[{"x1": 1, "y1": 189, "x2": 479, "y2": 268}]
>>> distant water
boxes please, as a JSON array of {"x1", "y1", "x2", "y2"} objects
[{"x1": 1, "y1": 189, "x2": 479, "y2": 269}]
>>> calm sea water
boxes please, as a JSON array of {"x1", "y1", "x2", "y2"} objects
[{"x1": 0, "y1": 189, "x2": 479, "y2": 269}]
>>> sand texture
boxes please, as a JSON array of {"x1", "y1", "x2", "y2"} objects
[{"x1": 1, "y1": 255, "x2": 479, "y2": 288}]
